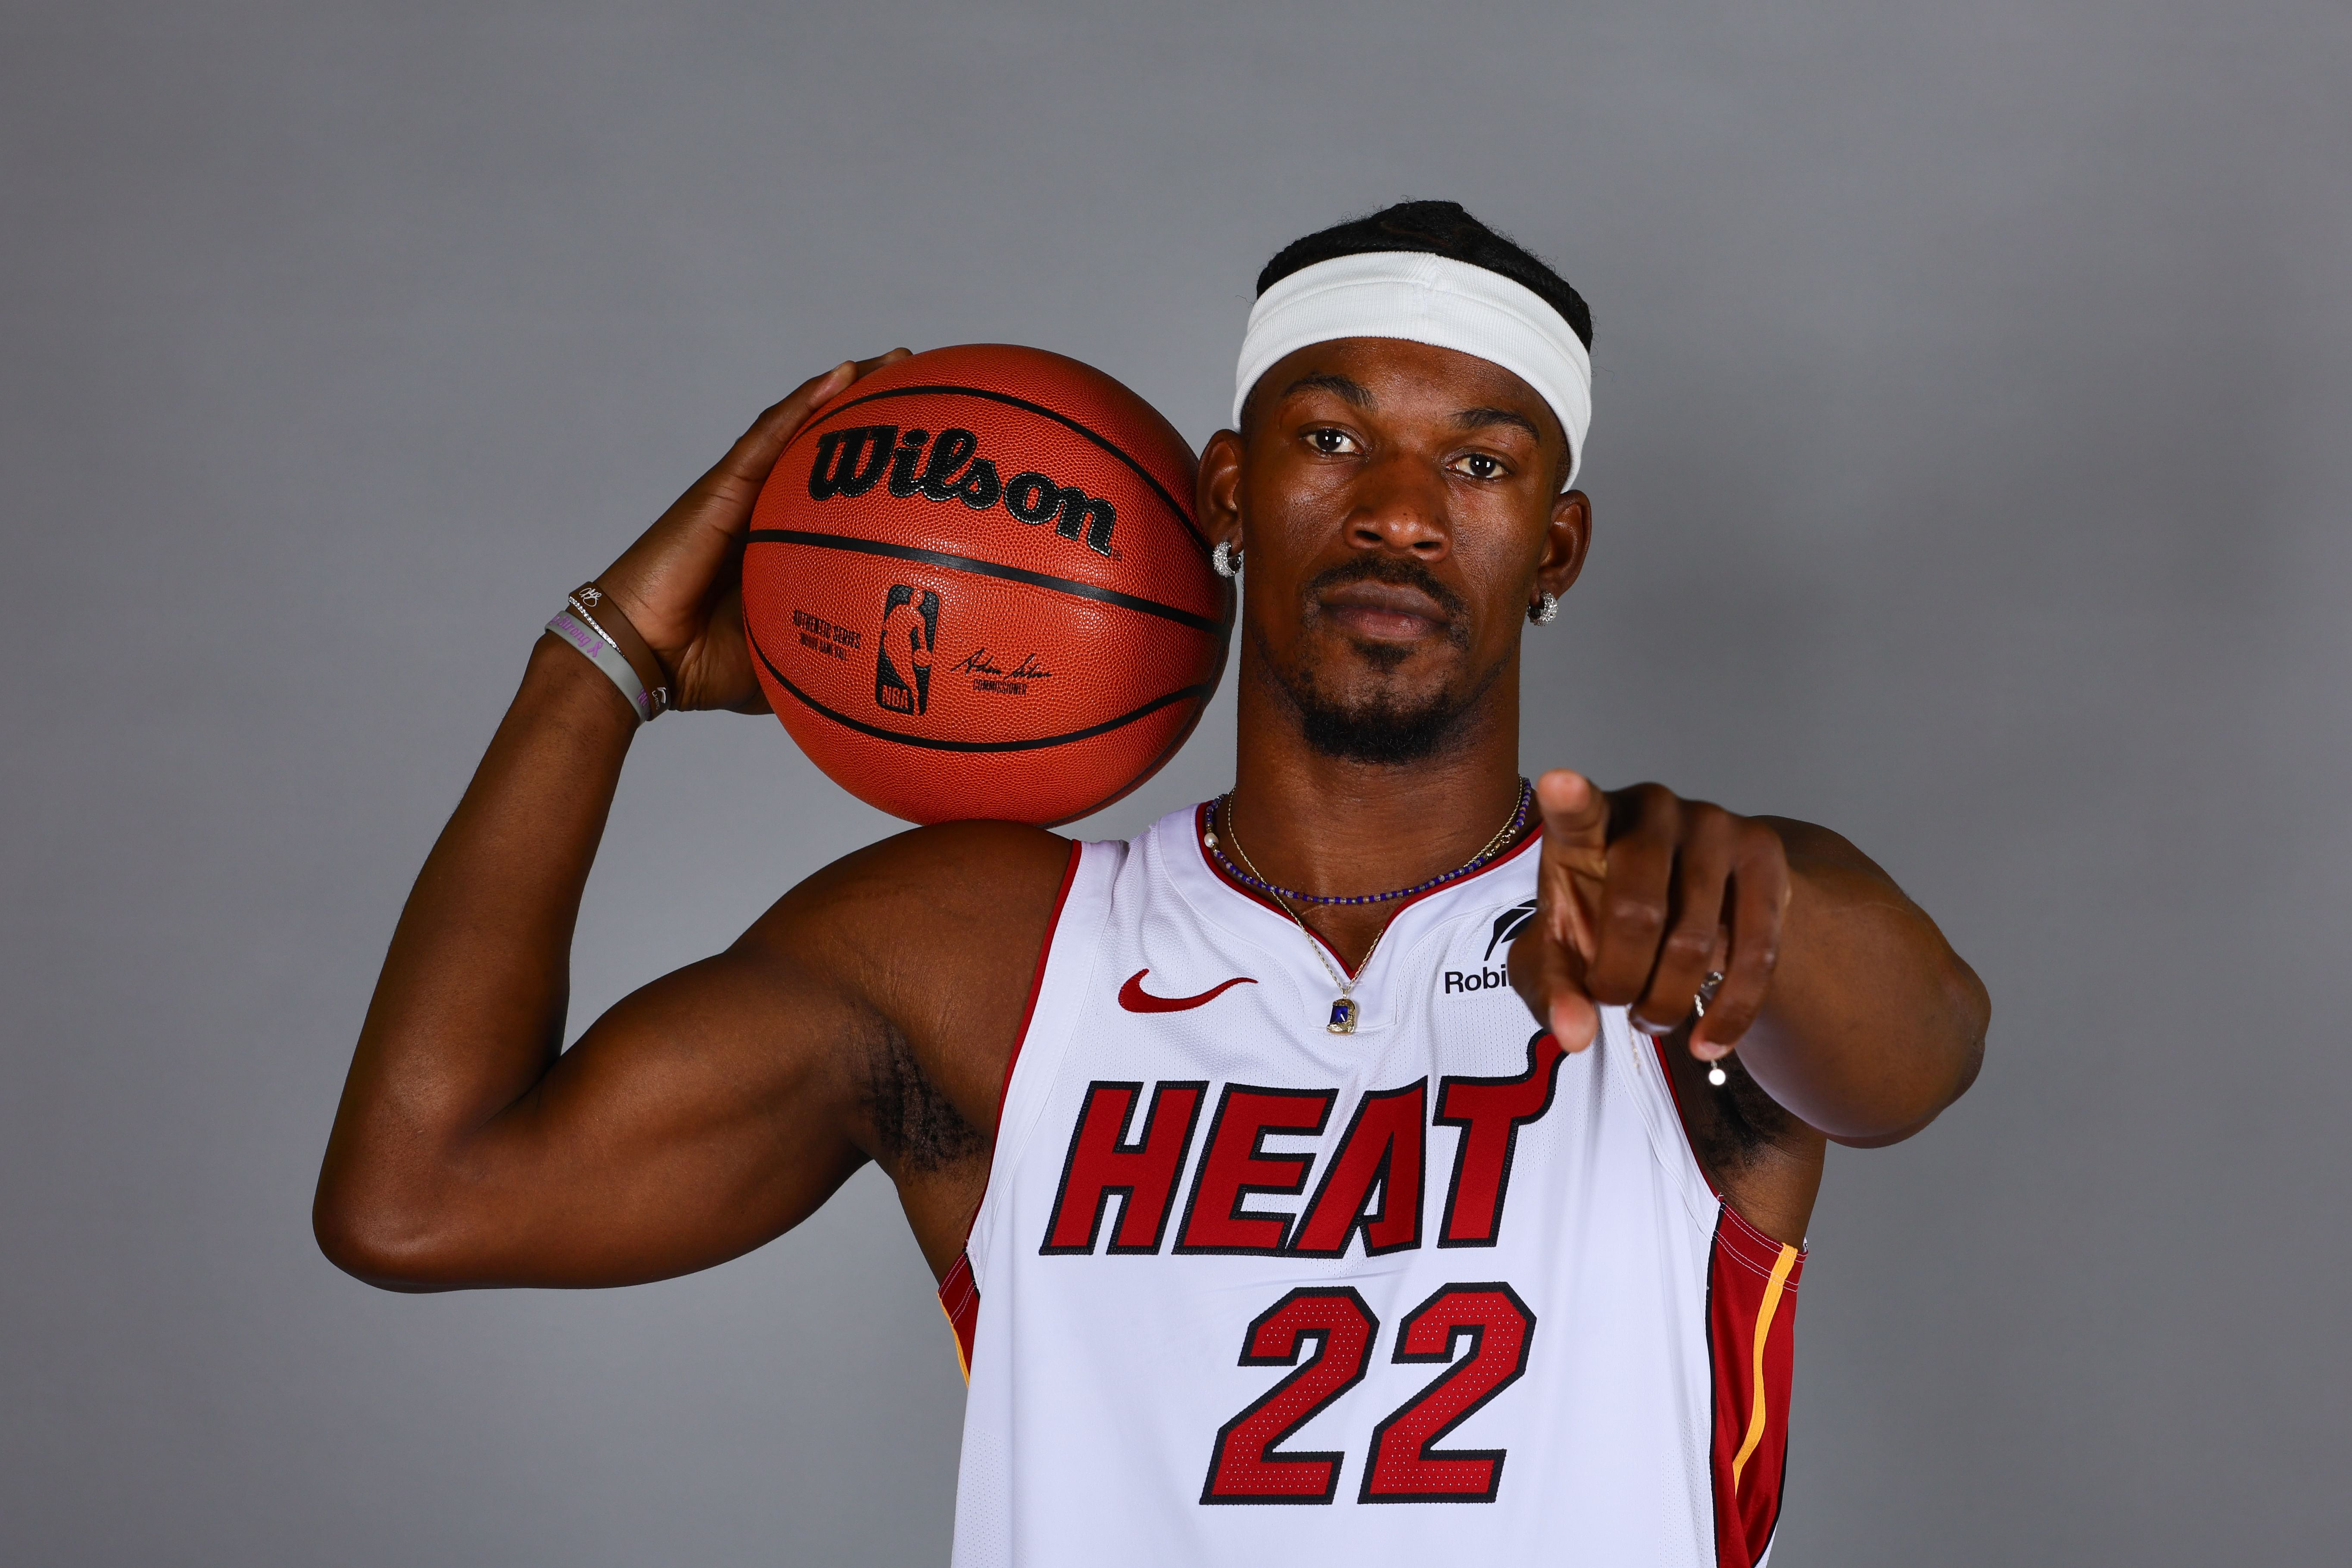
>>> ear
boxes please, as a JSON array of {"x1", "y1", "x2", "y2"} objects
[
  {"x1": 1197, "y1": 428, "x2": 1246, "y2": 551},
  {"x1": 1536, "y1": 489, "x2": 1591, "y2": 602}
]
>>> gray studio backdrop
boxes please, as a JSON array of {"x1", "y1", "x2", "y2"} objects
[{"x1": 4, "y1": 3, "x2": 2346, "y2": 1563}]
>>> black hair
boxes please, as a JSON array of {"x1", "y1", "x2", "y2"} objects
[{"x1": 1257, "y1": 200, "x2": 1592, "y2": 351}]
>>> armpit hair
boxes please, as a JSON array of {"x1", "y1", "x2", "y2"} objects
[
  {"x1": 1685, "y1": 1050, "x2": 1805, "y2": 1174},
  {"x1": 857, "y1": 1017, "x2": 983, "y2": 1174}
]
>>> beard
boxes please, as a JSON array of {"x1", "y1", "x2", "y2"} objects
[{"x1": 1255, "y1": 556, "x2": 1508, "y2": 765}]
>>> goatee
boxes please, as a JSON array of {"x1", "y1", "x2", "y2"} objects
[{"x1": 1255, "y1": 557, "x2": 1505, "y2": 765}]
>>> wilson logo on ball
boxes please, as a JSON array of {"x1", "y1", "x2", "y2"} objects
[
  {"x1": 807, "y1": 424, "x2": 1119, "y2": 556},
  {"x1": 743, "y1": 343, "x2": 1224, "y2": 827},
  {"x1": 874, "y1": 584, "x2": 939, "y2": 717}
]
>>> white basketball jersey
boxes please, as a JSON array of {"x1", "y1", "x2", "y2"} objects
[{"x1": 939, "y1": 805, "x2": 1804, "y2": 1567}]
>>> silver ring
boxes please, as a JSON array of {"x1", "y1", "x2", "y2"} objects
[{"x1": 1692, "y1": 969, "x2": 1726, "y2": 1017}]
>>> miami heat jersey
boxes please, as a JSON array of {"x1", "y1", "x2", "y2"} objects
[{"x1": 939, "y1": 804, "x2": 1804, "y2": 1567}]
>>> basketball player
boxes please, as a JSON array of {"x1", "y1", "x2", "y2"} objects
[{"x1": 317, "y1": 202, "x2": 1987, "y2": 1565}]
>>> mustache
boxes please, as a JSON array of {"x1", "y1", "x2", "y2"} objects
[{"x1": 1299, "y1": 555, "x2": 1470, "y2": 625}]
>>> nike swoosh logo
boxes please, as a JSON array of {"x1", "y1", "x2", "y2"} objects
[{"x1": 1118, "y1": 968, "x2": 1257, "y2": 1013}]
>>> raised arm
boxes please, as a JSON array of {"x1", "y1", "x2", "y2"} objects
[
  {"x1": 313, "y1": 359, "x2": 1069, "y2": 1291},
  {"x1": 1508, "y1": 770, "x2": 1988, "y2": 1231}
]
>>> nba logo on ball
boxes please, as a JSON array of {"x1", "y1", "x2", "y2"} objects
[
  {"x1": 742, "y1": 345, "x2": 1231, "y2": 827},
  {"x1": 875, "y1": 585, "x2": 939, "y2": 717}
]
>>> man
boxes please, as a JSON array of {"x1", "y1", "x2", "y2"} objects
[{"x1": 317, "y1": 201, "x2": 1987, "y2": 1565}]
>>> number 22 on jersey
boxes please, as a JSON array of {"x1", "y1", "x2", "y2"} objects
[{"x1": 1202, "y1": 1282, "x2": 1536, "y2": 1506}]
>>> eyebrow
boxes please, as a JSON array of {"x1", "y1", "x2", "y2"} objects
[
  {"x1": 1452, "y1": 405, "x2": 1544, "y2": 441},
  {"x1": 1278, "y1": 371, "x2": 1374, "y2": 408}
]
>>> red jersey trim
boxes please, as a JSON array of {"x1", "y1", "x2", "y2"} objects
[
  {"x1": 938, "y1": 1250, "x2": 980, "y2": 1385},
  {"x1": 995, "y1": 838, "x2": 1085, "y2": 1139},
  {"x1": 1705, "y1": 1204, "x2": 1806, "y2": 1568},
  {"x1": 937, "y1": 838, "x2": 1083, "y2": 1380},
  {"x1": 1189, "y1": 800, "x2": 1545, "y2": 979}
]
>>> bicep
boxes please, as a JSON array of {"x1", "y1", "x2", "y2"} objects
[
  {"x1": 432, "y1": 947, "x2": 873, "y2": 1289},
  {"x1": 344, "y1": 819, "x2": 1071, "y2": 1292}
]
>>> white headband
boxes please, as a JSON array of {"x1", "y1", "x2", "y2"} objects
[{"x1": 1232, "y1": 250, "x2": 1593, "y2": 490}]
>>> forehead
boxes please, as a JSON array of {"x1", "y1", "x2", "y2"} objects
[{"x1": 1250, "y1": 337, "x2": 1561, "y2": 446}]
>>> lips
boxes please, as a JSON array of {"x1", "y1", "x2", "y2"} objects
[{"x1": 1320, "y1": 581, "x2": 1452, "y2": 639}]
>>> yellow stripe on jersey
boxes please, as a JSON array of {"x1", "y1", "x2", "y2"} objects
[
  {"x1": 1730, "y1": 1242, "x2": 1801, "y2": 1492},
  {"x1": 942, "y1": 1297, "x2": 972, "y2": 1385}
]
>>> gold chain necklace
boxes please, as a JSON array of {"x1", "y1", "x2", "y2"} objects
[{"x1": 1216, "y1": 786, "x2": 1530, "y2": 1035}]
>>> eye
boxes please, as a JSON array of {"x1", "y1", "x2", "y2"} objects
[
  {"x1": 1305, "y1": 427, "x2": 1359, "y2": 456},
  {"x1": 1450, "y1": 452, "x2": 1508, "y2": 480}
]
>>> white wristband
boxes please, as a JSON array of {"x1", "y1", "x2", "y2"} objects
[{"x1": 546, "y1": 606, "x2": 662, "y2": 724}]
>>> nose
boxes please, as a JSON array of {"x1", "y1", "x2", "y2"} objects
[{"x1": 1345, "y1": 454, "x2": 1451, "y2": 562}]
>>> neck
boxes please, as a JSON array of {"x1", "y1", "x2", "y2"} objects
[{"x1": 1224, "y1": 643, "x2": 1530, "y2": 965}]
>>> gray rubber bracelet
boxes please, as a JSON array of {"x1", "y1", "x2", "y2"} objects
[{"x1": 546, "y1": 607, "x2": 658, "y2": 724}]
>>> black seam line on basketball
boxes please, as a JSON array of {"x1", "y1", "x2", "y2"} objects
[
  {"x1": 747, "y1": 530, "x2": 1225, "y2": 634},
  {"x1": 1048, "y1": 674, "x2": 1213, "y2": 826},
  {"x1": 808, "y1": 383, "x2": 1206, "y2": 553},
  {"x1": 751, "y1": 626, "x2": 1215, "y2": 753}
]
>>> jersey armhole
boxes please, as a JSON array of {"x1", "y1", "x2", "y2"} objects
[
  {"x1": 992, "y1": 839, "x2": 1083, "y2": 1141},
  {"x1": 957, "y1": 839, "x2": 1113, "y2": 1278},
  {"x1": 1613, "y1": 1009, "x2": 1725, "y2": 1233},
  {"x1": 938, "y1": 839, "x2": 1090, "y2": 1382}
]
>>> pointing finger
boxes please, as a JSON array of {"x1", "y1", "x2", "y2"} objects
[
  {"x1": 1533, "y1": 769, "x2": 1608, "y2": 962},
  {"x1": 1507, "y1": 910, "x2": 1600, "y2": 1053},
  {"x1": 1535, "y1": 768, "x2": 1608, "y2": 848}
]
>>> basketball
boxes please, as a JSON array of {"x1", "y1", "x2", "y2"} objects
[{"x1": 741, "y1": 345, "x2": 1229, "y2": 826}]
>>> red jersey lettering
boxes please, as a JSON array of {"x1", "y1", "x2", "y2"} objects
[
  {"x1": 1434, "y1": 1032, "x2": 1565, "y2": 1247},
  {"x1": 1176, "y1": 1085, "x2": 1336, "y2": 1253},
  {"x1": 1040, "y1": 1080, "x2": 1207, "y2": 1254},
  {"x1": 1289, "y1": 1080, "x2": 1428, "y2": 1258}
]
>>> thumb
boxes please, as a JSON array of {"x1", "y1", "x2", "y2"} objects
[
  {"x1": 696, "y1": 348, "x2": 912, "y2": 528},
  {"x1": 701, "y1": 359, "x2": 862, "y2": 511}
]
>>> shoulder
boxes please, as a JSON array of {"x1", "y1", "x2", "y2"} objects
[{"x1": 738, "y1": 820, "x2": 1077, "y2": 979}]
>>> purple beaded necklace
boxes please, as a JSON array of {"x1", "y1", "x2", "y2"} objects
[{"x1": 1203, "y1": 778, "x2": 1535, "y2": 907}]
